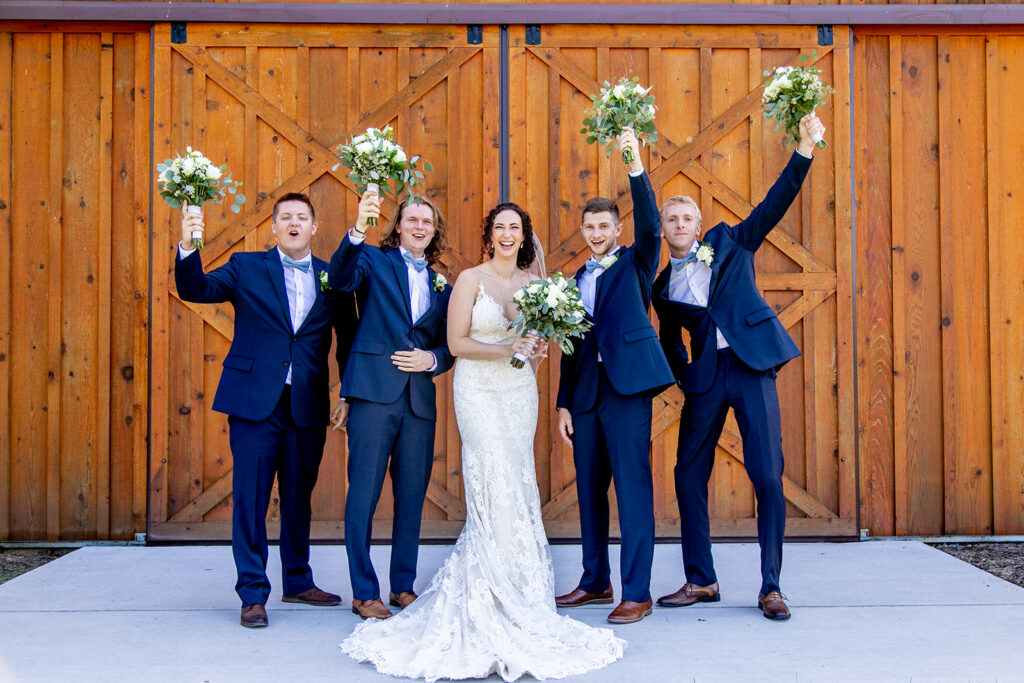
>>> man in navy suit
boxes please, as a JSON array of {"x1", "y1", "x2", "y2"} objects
[
  {"x1": 329, "y1": 191, "x2": 454, "y2": 620},
  {"x1": 175, "y1": 193, "x2": 357, "y2": 628},
  {"x1": 555, "y1": 129, "x2": 675, "y2": 624},
  {"x1": 650, "y1": 114, "x2": 826, "y2": 621}
]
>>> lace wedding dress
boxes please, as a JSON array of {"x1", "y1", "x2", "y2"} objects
[{"x1": 341, "y1": 285, "x2": 625, "y2": 681}]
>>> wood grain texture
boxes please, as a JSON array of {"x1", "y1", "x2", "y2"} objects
[{"x1": 0, "y1": 31, "x2": 11, "y2": 541}]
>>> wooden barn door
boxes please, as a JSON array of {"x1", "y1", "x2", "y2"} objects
[
  {"x1": 512, "y1": 25, "x2": 857, "y2": 538},
  {"x1": 148, "y1": 23, "x2": 500, "y2": 540}
]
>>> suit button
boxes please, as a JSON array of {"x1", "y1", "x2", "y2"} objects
[
  {"x1": 282, "y1": 361, "x2": 289, "y2": 367},
  {"x1": 407, "y1": 343, "x2": 414, "y2": 349},
  {"x1": 708, "y1": 305, "x2": 713, "y2": 312}
]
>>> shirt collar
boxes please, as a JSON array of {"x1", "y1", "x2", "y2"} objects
[{"x1": 588, "y1": 246, "x2": 621, "y2": 263}]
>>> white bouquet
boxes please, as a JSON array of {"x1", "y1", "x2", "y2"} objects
[
  {"x1": 509, "y1": 273, "x2": 592, "y2": 369},
  {"x1": 333, "y1": 125, "x2": 431, "y2": 226},
  {"x1": 581, "y1": 76, "x2": 658, "y2": 164},
  {"x1": 761, "y1": 65, "x2": 833, "y2": 149},
  {"x1": 157, "y1": 147, "x2": 245, "y2": 249}
]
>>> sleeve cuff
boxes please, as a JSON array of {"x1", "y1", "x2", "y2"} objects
[
  {"x1": 178, "y1": 243, "x2": 197, "y2": 259},
  {"x1": 426, "y1": 352, "x2": 437, "y2": 373},
  {"x1": 795, "y1": 148, "x2": 813, "y2": 160},
  {"x1": 628, "y1": 169, "x2": 645, "y2": 177},
  {"x1": 348, "y1": 227, "x2": 367, "y2": 244}
]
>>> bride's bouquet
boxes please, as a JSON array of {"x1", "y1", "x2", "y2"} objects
[
  {"x1": 333, "y1": 125, "x2": 431, "y2": 226},
  {"x1": 509, "y1": 273, "x2": 592, "y2": 369},
  {"x1": 157, "y1": 147, "x2": 245, "y2": 249},
  {"x1": 581, "y1": 76, "x2": 658, "y2": 164},
  {"x1": 762, "y1": 65, "x2": 833, "y2": 149}
]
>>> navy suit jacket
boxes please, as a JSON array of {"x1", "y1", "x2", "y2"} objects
[
  {"x1": 652, "y1": 151, "x2": 811, "y2": 395},
  {"x1": 174, "y1": 247, "x2": 357, "y2": 428},
  {"x1": 328, "y1": 235, "x2": 454, "y2": 421},
  {"x1": 556, "y1": 171, "x2": 675, "y2": 414}
]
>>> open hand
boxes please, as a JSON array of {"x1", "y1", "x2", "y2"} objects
[{"x1": 391, "y1": 348, "x2": 436, "y2": 373}]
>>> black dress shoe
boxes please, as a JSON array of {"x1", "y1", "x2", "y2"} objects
[{"x1": 241, "y1": 604, "x2": 268, "y2": 628}]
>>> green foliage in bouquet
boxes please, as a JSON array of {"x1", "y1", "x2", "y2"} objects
[
  {"x1": 581, "y1": 76, "x2": 658, "y2": 164},
  {"x1": 761, "y1": 59, "x2": 834, "y2": 149},
  {"x1": 511, "y1": 273, "x2": 592, "y2": 363},
  {"x1": 333, "y1": 125, "x2": 432, "y2": 215}
]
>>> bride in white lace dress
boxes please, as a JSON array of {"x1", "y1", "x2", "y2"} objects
[{"x1": 341, "y1": 203, "x2": 625, "y2": 681}]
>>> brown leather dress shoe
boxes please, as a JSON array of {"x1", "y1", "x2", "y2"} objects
[
  {"x1": 757, "y1": 591, "x2": 791, "y2": 620},
  {"x1": 554, "y1": 585, "x2": 614, "y2": 608},
  {"x1": 607, "y1": 598, "x2": 653, "y2": 624},
  {"x1": 351, "y1": 598, "x2": 393, "y2": 620},
  {"x1": 389, "y1": 591, "x2": 418, "y2": 609},
  {"x1": 282, "y1": 586, "x2": 341, "y2": 606},
  {"x1": 240, "y1": 604, "x2": 268, "y2": 628},
  {"x1": 657, "y1": 581, "x2": 721, "y2": 607}
]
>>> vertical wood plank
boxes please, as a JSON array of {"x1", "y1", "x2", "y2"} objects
[
  {"x1": 888, "y1": 35, "x2": 909, "y2": 535},
  {"x1": 149, "y1": 24, "x2": 171, "y2": 527},
  {"x1": 0, "y1": 30, "x2": 11, "y2": 540},
  {"x1": 96, "y1": 32, "x2": 113, "y2": 538},
  {"x1": 46, "y1": 32, "x2": 64, "y2": 540},
  {"x1": 132, "y1": 29, "x2": 150, "y2": 535}
]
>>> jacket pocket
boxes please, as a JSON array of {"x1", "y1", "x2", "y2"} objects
[
  {"x1": 352, "y1": 340, "x2": 386, "y2": 355},
  {"x1": 744, "y1": 307, "x2": 777, "y2": 326},
  {"x1": 222, "y1": 354, "x2": 253, "y2": 372},
  {"x1": 623, "y1": 325, "x2": 657, "y2": 343}
]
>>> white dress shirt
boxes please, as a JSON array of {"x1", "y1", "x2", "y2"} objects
[
  {"x1": 579, "y1": 246, "x2": 621, "y2": 317},
  {"x1": 668, "y1": 240, "x2": 730, "y2": 350},
  {"x1": 177, "y1": 243, "x2": 315, "y2": 384}
]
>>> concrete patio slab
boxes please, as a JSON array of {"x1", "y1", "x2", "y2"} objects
[{"x1": 1, "y1": 541, "x2": 1022, "y2": 682}]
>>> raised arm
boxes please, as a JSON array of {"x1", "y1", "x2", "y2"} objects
[
  {"x1": 328, "y1": 192, "x2": 380, "y2": 291},
  {"x1": 733, "y1": 113, "x2": 824, "y2": 252},
  {"x1": 620, "y1": 128, "x2": 662, "y2": 287},
  {"x1": 174, "y1": 207, "x2": 239, "y2": 303}
]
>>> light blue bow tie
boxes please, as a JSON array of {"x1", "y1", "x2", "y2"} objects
[
  {"x1": 282, "y1": 255, "x2": 311, "y2": 273},
  {"x1": 584, "y1": 259, "x2": 604, "y2": 274},
  {"x1": 402, "y1": 251, "x2": 428, "y2": 272},
  {"x1": 670, "y1": 253, "x2": 698, "y2": 272}
]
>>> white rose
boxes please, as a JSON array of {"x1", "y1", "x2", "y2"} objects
[
  {"x1": 205, "y1": 165, "x2": 222, "y2": 180},
  {"x1": 514, "y1": 290, "x2": 525, "y2": 301},
  {"x1": 355, "y1": 141, "x2": 373, "y2": 155},
  {"x1": 634, "y1": 83, "x2": 647, "y2": 94},
  {"x1": 546, "y1": 290, "x2": 561, "y2": 309},
  {"x1": 527, "y1": 283, "x2": 542, "y2": 295},
  {"x1": 181, "y1": 158, "x2": 196, "y2": 175},
  {"x1": 612, "y1": 84, "x2": 626, "y2": 98},
  {"x1": 393, "y1": 148, "x2": 407, "y2": 163}
]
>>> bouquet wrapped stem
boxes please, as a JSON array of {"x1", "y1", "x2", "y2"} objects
[
  {"x1": 509, "y1": 273, "x2": 592, "y2": 369},
  {"x1": 157, "y1": 147, "x2": 245, "y2": 249},
  {"x1": 581, "y1": 76, "x2": 658, "y2": 165}
]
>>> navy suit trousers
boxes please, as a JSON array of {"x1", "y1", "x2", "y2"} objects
[
  {"x1": 228, "y1": 386, "x2": 326, "y2": 606},
  {"x1": 675, "y1": 348, "x2": 787, "y2": 594},
  {"x1": 345, "y1": 392, "x2": 435, "y2": 600},
  {"x1": 570, "y1": 365, "x2": 656, "y2": 603}
]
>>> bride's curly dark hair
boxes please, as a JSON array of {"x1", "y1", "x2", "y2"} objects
[{"x1": 480, "y1": 202, "x2": 537, "y2": 271}]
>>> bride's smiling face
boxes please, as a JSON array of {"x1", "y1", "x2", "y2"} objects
[{"x1": 490, "y1": 209, "x2": 523, "y2": 258}]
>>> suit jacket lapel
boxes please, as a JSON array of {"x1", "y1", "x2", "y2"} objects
[
  {"x1": 704, "y1": 229, "x2": 724, "y2": 303},
  {"x1": 593, "y1": 246, "x2": 624, "y2": 315},
  {"x1": 264, "y1": 249, "x2": 294, "y2": 331},
  {"x1": 388, "y1": 248, "x2": 414, "y2": 323}
]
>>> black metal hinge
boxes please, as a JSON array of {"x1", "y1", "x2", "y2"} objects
[
  {"x1": 525, "y1": 25, "x2": 541, "y2": 46},
  {"x1": 817, "y1": 25, "x2": 834, "y2": 47},
  {"x1": 171, "y1": 22, "x2": 187, "y2": 44},
  {"x1": 467, "y1": 25, "x2": 483, "y2": 45}
]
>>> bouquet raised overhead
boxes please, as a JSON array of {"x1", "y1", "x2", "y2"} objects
[
  {"x1": 509, "y1": 273, "x2": 592, "y2": 369},
  {"x1": 762, "y1": 63, "x2": 833, "y2": 149},
  {"x1": 334, "y1": 125, "x2": 431, "y2": 226},
  {"x1": 157, "y1": 147, "x2": 245, "y2": 249},
  {"x1": 581, "y1": 76, "x2": 658, "y2": 164}
]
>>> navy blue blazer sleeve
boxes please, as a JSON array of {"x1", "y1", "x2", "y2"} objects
[
  {"x1": 657, "y1": 304, "x2": 689, "y2": 382},
  {"x1": 330, "y1": 288, "x2": 358, "y2": 382},
  {"x1": 556, "y1": 345, "x2": 573, "y2": 411},
  {"x1": 175, "y1": 249, "x2": 239, "y2": 303},
  {"x1": 732, "y1": 151, "x2": 812, "y2": 252},
  {"x1": 628, "y1": 170, "x2": 662, "y2": 297},
  {"x1": 328, "y1": 233, "x2": 371, "y2": 292}
]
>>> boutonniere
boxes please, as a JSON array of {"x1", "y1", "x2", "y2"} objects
[
  {"x1": 695, "y1": 241, "x2": 715, "y2": 267},
  {"x1": 318, "y1": 271, "x2": 331, "y2": 292},
  {"x1": 433, "y1": 272, "x2": 448, "y2": 292},
  {"x1": 598, "y1": 253, "x2": 619, "y2": 270}
]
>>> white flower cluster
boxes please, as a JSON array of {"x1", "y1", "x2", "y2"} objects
[
  {"x1": 335, "y1": 125, "x2": 429, "y2": 207},
  {"x1": 761, "y1": 64, "x2": 834, "y2": 148},
  {"x1": 156, "y1": 147, "x2": 244, "y2": 218},
  {"x1": 695, "y1": 242, "x2": 715, "y2": 267},
  {"x1": 511, "y1": 273, "x2": 591, "y2": 360},
  {"x1": 581, "y1": 76, "x2": 659, "y2": 163}
]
